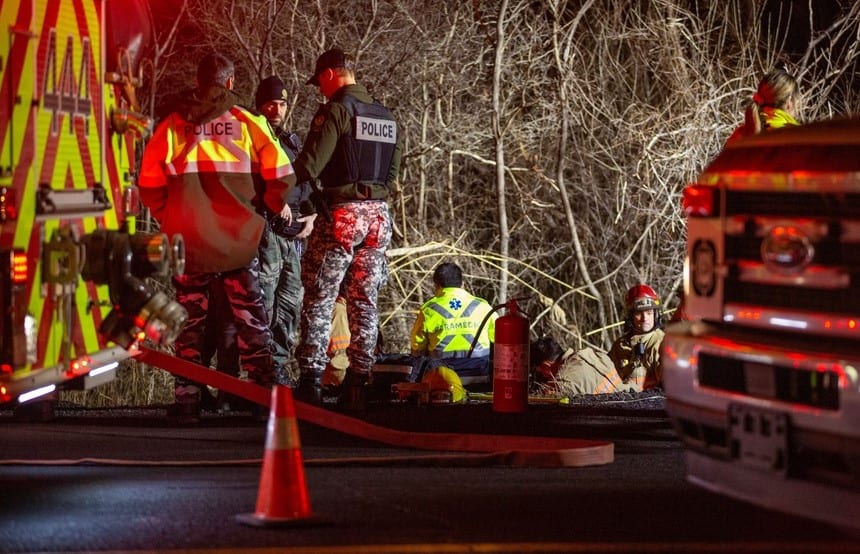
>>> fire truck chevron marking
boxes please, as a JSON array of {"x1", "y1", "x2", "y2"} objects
[{"x1": 2, "y1": 0, "x2": 185, "y2": 402}]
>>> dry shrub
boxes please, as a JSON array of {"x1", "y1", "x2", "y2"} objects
[{"x1": 61, "y1": 360, "x2": 174, "y2": 407}]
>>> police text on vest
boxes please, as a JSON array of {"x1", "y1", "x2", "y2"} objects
[{"x1": 355, "y1": 116, "x2": 397, "y2": 144}]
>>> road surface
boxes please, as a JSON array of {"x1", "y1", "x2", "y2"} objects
[{"x1": 1, "y1": 397, "x2": 856, "y2": 553}]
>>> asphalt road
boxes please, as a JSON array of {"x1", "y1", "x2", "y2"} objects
[{"x1": 1, "y1": 398, "x2": 857, "y2": 554}]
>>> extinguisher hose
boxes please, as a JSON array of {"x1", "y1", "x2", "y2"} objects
[
  {"x1": 466, "y1": 303, "x2": 506, "y2": 358},
  {"x1": 467, "y1": 298, "x2": 529, "y2": 358}
]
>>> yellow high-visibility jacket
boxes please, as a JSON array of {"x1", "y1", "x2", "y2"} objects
[
  {"x1": 410, "y1": 287, "x2": 496, "y2": 359},
  {"x1": 726, "y1": 107, "x2": 800, "y2": 145}
]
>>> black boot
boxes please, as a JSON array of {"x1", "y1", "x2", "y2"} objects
[
  {"x1": 338, "y1": 370, "x2": 370, "y2": 411},
  {"x1": 294, "y1": 375, "x2": 323, "y2": 406},
  {"x1": 167, "y1": 386, "x2": 201, "y2": 424}
]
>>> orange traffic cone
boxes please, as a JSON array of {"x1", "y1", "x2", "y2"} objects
[{"x1": 236, "y1": 385, "x2": 324, "y2": 527}]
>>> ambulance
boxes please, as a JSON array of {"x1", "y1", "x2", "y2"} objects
[
  {"x1": 664, "y1": 116, "x2": 860, "y2": 530},
  {"x1": 0, "y1": 0, "x2": 186, "y2": 412}
]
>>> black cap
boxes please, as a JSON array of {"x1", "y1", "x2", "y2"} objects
[
  {"x1": 254, "y1": 76, "x2": 289, "y2": 110},
  {"x1": 307, "y1": 48, "x2": 347, "y2": 86}
]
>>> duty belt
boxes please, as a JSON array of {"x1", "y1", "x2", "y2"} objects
[{"x1": 325, "y1": 182, "x2": 389, "y2": 202}]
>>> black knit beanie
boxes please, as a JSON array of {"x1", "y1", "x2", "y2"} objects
[{"x1": 255, "y1": 76, "x2": 288, "y2": 110}]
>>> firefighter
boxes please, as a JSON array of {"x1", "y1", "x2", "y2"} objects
[
  {"x1": 608, "y1": 284, "x2": 666, "y2": 390},
  {"x1": 725, "y1": 68, "x2": 801, "y2": 145},
  {"x1": 421, "y1": 366, "x2": 468, "y2": 404},
  {"x1": 528, "y1": 285, "x2": 666, "y2": 397},
  {"x1": 528, "y1": 336, "x2": 636, "y2": 397},
  {"x1": 253, "y1": 76, "x2": 317, "y2": 377},
  {"x1": 139, "y1": 53, "x2": 295, "y2": 422},
  {"x1": 321, "y1": 294, "x2": 350, "y2": 388},
  {"x1": 292, "y1": 48, "x2": 403, "y2": 409},
  {"x1": 410, "y1": 262, "x2": 497, "y2": 388}
]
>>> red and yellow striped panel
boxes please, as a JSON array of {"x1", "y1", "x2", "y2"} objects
[{"x1": 0, "y1": 0, "x2": 136, "y2": 376}]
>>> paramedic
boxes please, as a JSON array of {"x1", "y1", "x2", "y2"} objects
[{"x1": 410, "y1": 262, "x2": 497, "y2": 388}]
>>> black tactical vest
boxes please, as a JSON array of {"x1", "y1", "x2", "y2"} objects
[{"x1": 319, "y1": 94, "x2": 397, "y2": 200}]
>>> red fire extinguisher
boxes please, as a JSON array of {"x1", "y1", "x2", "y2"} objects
[{"x1": 493, "y1": 299, "x2": 530, "y2": 413}]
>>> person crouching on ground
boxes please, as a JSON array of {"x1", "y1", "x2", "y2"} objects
[
  {"x1": 410, "y1": 262, "x2": 497, "y2": 389},
  {"x1": 608, "y1": 284, "x2": 665, "y2": 390}
]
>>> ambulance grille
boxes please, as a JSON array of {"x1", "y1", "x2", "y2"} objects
[
  {"x1": 723, "y1": 281, "x2": 860, "y2": 313},
  {"x1": 724, "y1": 191, "x2": 860, "y2": 218},
  {"x1": 697, "y1": 352, "x2": 840, "y2": 410},
  {"x1": 725, "y1": 236, "x2": 860, "y2": 269},
  {"x1": 719, "y1": 187, "x2": 860, "y2": 316}
]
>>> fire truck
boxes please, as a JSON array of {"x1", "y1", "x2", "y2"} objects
[
  {"x1": 663, "y1": 117, "x2": 860, "y2": 529},
  {"x1": 0, "y1": 0, "x2": 186, "y2": 412}
]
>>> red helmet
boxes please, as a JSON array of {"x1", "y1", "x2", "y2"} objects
[{"x1": 625, "y1": 284, "x2": 661, "y2": 313}]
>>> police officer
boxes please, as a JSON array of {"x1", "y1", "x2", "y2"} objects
[
  {"x1": 140, "y1": 53, "x2": 296, "y2": 422},
  {"x1": 292, "y1": 48, "x2": 403, "y2": 408},
  {"x1": 253, "y1": 76, "x2": 317, "y2": 376}
]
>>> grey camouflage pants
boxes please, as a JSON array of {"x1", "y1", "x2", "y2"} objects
[{"x1": 295, "y1": 200, "x2": 391, "y2": 378}]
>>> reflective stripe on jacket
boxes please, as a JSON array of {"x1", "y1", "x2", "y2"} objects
[
  {"x1": 608, "y1": 328, "x2": 665, "y2": 390},
  {"x1": 140, "y1": 97, "x2": 294, "y2": 273}
]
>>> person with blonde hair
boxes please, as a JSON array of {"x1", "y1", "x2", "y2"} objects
[{"x1": 726, "y1": 68, "x2": 801, "y2": 145}]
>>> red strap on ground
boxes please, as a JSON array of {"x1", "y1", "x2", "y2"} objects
[{"x1": 137, "y1": 347, "x2": 613, "y2": 467}]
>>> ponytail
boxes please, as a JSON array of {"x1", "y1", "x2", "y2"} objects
[{"x1": 743, "y1": 102, "x2": 763, "y2": 136}]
